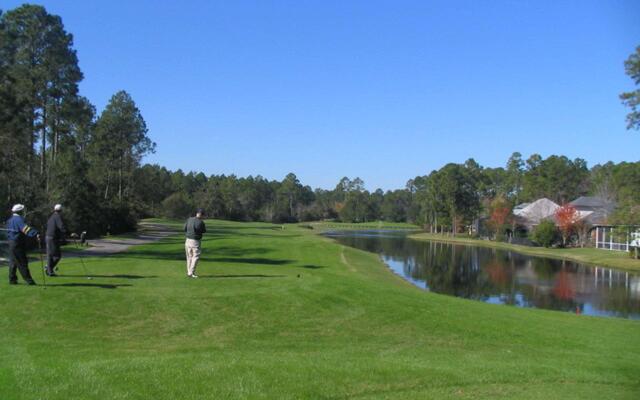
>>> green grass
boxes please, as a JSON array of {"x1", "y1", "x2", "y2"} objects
[
  {"x1": 411, "y1": 232, "x2": 640, "y2": 272},
  {"x1": 1, "y1": 219, "x2": 639, "y2": 399},
  {"x1": 303, "y1": 220, "x2": 421, "y2": 231}
]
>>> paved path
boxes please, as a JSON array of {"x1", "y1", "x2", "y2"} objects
[
  {"x1": 75, "y1": 222, "x2": 177, "y2": 257},
  {"x1": 1, "y1": 222, "x2": 178, "y2": 265}
]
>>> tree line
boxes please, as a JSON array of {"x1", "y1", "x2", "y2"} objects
[
  {"x1": 1, "y1": 5, "x2": 155, "y2": 236},
  {"x1": 1, "y1": 5, "x2": 639, "y2": 238},
  {"x1": 136, "y1": 154, "x2": 640, "y2": 230}
]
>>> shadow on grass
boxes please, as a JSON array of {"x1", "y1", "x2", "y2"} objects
[
  {"x1": 61, "y1": 274, "x2": 157, "y2": 279},
  {"x1": 300, "y1": 265, "x2": 326, "y2": 269},
  {"x1": 46, "y1": 283, "x2": 133, "y2": 289},
  {"x1": 205, "y1": 226, "x2": 285, "y2": 231},
  {"x1": 200, "y1": 246, "x2": 273, "y2": 257},
  {"x1": 97, "y1": 238, "x2": 184, "y2": 246},
  {"x1": 199, "y1": 274, "x2": 286, "y2": 279},
  {"x1": 210, "y1": 257, "x2": 292, "y2": 265},
  {"x1": 201, "y1": 229, "x2": 300, "y2": 239},
  {"x1": 116, "y1": 247, "x2": 294, "y2": 266}
]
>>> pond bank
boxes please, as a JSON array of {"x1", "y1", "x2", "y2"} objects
[{"x1": 410, "y1": 232, "x2": 640, "y2": 272}]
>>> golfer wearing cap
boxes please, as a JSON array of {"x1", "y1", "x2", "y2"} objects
[
  {"x1": 45, "y1": 204, "x2": 67, "y2": 276},
  {"x1": 184, "y1": 208, "x2": 206, "y2": 278},
  {"x1": 5, "y1": 204, "x2": 38, "y2": 285}
]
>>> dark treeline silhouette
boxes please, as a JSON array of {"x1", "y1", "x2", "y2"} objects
[
  {"x1": 2, "y1": 5, "x2": 639, "y2": 237},
  {"x1": 136, "y1": 155, "x2": 640, "y2": 232}
]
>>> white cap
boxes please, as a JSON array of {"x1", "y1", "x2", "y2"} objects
[
  {"x1": 11, "y1": 204, "x2": 25, "y2": 213},
  {"x1": 54, "y1": 204, "x2": 63, "y2": 211}
]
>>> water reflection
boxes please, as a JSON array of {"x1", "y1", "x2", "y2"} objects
[{"x1": 326, "y1": 230, "x2": 640, "y2": 319}]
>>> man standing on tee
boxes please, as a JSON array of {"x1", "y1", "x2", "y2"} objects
[
  {"x1": 45, "y1": 204, "x2": 67, "y2": 276},
  {"x1": 184, "y1": 208, "x2": 206, "y2": 278}
]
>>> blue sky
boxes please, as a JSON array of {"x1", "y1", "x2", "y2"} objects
[{"x1": 4, "y1": 1, "x2": 639, "y2": 190}]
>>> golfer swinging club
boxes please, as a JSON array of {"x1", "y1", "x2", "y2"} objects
[
  {"x1": 184, "y1": 208, "x2": 206, "y2": 278},
  {"x1": 45, "y1": 204, "x2": 67, "y2": 276},
  {"x1": 6, "y1": 204, "x2": 39, "y2": 285}
]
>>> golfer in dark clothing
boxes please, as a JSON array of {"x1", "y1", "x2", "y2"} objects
[
  {"x1": 184, "y1": 208, "x2": 206, "y2": 278},
  {"x1": 6, "y1": 204, "x2": 38, "y2": 285},
  {"x1": 45, "y1": 204, "x2": 67, "y2": 276}
]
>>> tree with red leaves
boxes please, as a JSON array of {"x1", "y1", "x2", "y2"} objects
[
  {"x1": 555, "y1": 204, "x2": 579, "y2": 247},
  {"x1": 487, "y1": 196, "x2": 513, "y2": 240}
]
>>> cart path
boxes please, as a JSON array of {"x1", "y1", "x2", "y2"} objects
[{"x1": 69, "y1": 222, "x2": 178, "y2": 257}]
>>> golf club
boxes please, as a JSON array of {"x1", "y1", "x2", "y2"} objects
[
  {"x1": 37, "y1": 235, "x2": 47, "y2": 288},
  {"x1": 71, "y1": 233, "x2": 91, "y2": 279}
]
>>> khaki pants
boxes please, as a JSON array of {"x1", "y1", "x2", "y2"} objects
[{"x1": 185, "y1": 238, "x2": 201, "y2": 276}]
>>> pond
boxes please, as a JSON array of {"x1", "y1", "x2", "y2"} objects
[{"x1": 325, "y1": 230, "x2": 640, "y2": 319}]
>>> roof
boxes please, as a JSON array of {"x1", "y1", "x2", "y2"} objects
[
  {"x1": 581, "y1": 208, "x2": 610, "y2": 225},
  {"x1": 569, "y1": 196, "x2": 615, "y2": 224},
  {"x1": 513, "y1": 203, "x2": 530, "y2": 211},
  {"x1": 513, "y1": 198, "x2": 560, "y2": 225},
  {"x1": 570, "y1": 196, "x2": 615, "y2": 210}
]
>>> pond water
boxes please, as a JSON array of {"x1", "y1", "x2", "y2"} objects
[{"x1": 325, "y1": 230, "x2": 640, "y2": 319}]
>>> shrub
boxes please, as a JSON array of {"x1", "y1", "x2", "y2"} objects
[
  {"x1": 530, "y1": 220, "x2": 559, "y2": 248},
  {"x1": 494, "y1": 232, "x2": 507, "y2": 242},
  {"x1": 161, "y1": 192, "x2": 193, "y2": 219},
  {"x1": 100, "y1": 203, "x2": 138, "y2": 235}
]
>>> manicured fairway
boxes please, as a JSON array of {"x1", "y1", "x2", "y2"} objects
[{"x1": 1, "y1": 220, "x2": 639, "y2": 399}]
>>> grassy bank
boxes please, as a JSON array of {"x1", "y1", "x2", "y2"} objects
[
  {"x1": 410, "y1": 232, "x2": 640, "y2": 272},
  {"x1": 1, "y1": 220, "x2": 638, "y2": 399},
  {"x1": 302, "y1": 220, "x2": 421, "y2": 231}
]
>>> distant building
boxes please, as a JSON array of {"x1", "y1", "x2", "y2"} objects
[
  {"x1": 513, "y1": 198, "x2": 560, "y2": 230},
  {"x1": 567, "y1": 196, "x2": 629, "y2": 251},
  {"x1": 511, "y1": 196, "x2": 639, "y2": 251},
  {"x1": 569, "y1": 196, "x2": 616, "y2": 225}
]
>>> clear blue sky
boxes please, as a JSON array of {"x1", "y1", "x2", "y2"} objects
[{"x1": 4, "y1": 1, "x2": 640, "y2": 191}]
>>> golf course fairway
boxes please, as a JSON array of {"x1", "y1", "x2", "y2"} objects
[{"x1": 1, "y1": 220, "x2": 639, "y2": 399}]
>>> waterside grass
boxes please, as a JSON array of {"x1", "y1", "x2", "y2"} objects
[
  {"x1": 1, "y1": 220, "x2": 638, "y2": 399},
  {"x1": 302, "y1": 220, "x2": 421, "y2": 231},
  {"x1": 410, "y1": 232, "x2": 640, "y2": 272}
]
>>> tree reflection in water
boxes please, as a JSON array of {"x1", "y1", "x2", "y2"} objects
[{"x1": 325, "y1": 230, "x2": 640, "y2": 319}]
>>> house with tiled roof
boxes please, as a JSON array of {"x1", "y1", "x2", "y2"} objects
[
  {"x1": 513, "y1": 198, "x2": 560, "y2": 229},
  {"x1": 569, "y1": 196, "x2": 616, "y2": 225},
  {"x1": 511, "y1": 196, "x2": 638, "y2": 251}
]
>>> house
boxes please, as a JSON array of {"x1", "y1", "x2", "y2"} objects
[
  {"x1": 566, "y1": 196, "x2": 631, "y2": 251},
  {"x1": 569, "y1": 196, "x2": 616, "y2": 225},
  {"x1": 511, "y1": 196, "x2": 632, "y2": 250},
  {"x1": 513, "y1": 198, "x2": 559, "y2": 230},
  {"x1": 499, "y1": 196, "x2": 638, "y2": 251}
]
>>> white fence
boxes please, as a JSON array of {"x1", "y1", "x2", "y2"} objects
[{"x1": 595, "y1": 226, "x2": 640, "y2": 252}]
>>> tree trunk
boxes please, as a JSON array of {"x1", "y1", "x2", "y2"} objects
[
  {"x1": 29, "y1": 108, "x2": 35, "y2": 180},
  {"x1": 104, "y1": 170, "x2": 111, "y2": 200},
  {"x1": 452, "y1": 211, "x2": 457, "y2": 237},
  {"x1": 53, "y1": 107, "x2": 59, "y2": 163},
  {"x1": 41, "y1": 105, "x2": 46, "y2": 176},
  {"x1": 118, "y1": 156, "x2": 123, "y2": 201}
]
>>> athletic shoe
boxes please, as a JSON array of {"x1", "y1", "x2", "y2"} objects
[{"x1": 190, "y1": 274, "x2": 199, "y2": 279}]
